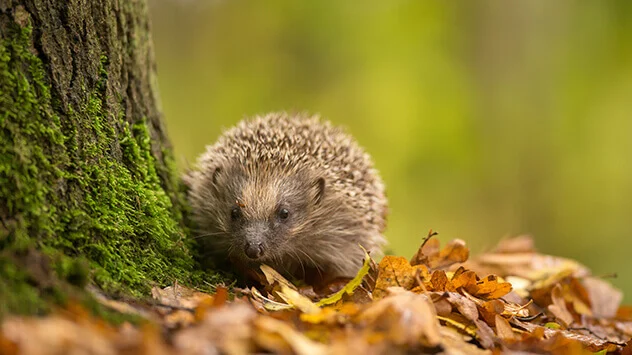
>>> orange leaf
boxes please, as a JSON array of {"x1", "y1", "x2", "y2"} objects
[
  {"x1": 374, "y1": 256, "x2": 427, "y2": 299},
  {"x1": 429, "y1": 270, "x2": 450, "y2": 292},
  {"x1": 474, "y1": 275, "x2": 512, "y2": 299}
]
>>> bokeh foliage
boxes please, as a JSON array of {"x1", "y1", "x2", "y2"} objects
[{"x1": 149, "y1": 0, "x2": 632, "y2": 299}]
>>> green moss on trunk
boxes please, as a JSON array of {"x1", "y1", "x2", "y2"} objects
[{"x1": 0, "y1": 4, "x2": 222, "y2": 316}]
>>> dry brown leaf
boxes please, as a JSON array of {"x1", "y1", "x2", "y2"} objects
[
  {"x1": 373, "y1": 256, "x2": 427, "y2": 299},
  {"x1": 511, "y1": 318, "x2": 620, "y2": 353},
  {"x1": 1, "y1": 316, "x2": 118, "y2": 355},
  {"x1": 358, "y1": 287, "x2": 442, "y2": 348},
  {"x1": 173, "y1": 301, "x2": 256, "y2": 355},
  {"x1": 439, "y1": 326, "x2": 492, "y2": 354},
  {"x1": 495, "y1": 314, "x2": 517, "y2": 341},
  {"x1": 445, "y1": 292, "x2": 480, "y2": 322},
  {"x1": 530, "y1": 274, "x2": 585, "y2": 313},
  {"x1": 583, "y1": 276, "x2": 623, "y2": 319},
  {"x1": 410, "y1": 234, "x2": 441, "y2": 266},
  {"x1": 429, "y1": 239, "x2": 470, "y2": 270},
  {"x1": 479, "y1": 299, "x2": 505, "y2": 326},
  {"x1": 433, "y1": 297, "x2": 453, "y2": 317},
  {"x1": 465, "y1": 236, "x2": 590, "y2": 282},
  {"x1": 151, "y1": 284, "x2": 213, "y2": 310},
  {"x1": 432, "y1": 291, "x2": 504, "y2": 348},
  {"x1": 474, "y1": 318, "x2": 495, "y2": 349},
  {"x1": 412, "y1": 237, "x2": 469, "y2": 270},
  {"x1": 562, "y1": 277, "x2": 592, "y2": 317},
  {"x1": 4, "y1": 236, "x2": 631, "y2": 354},
  {"x1": 549, "y1": 284, "x2": 575, "y2": 327}
]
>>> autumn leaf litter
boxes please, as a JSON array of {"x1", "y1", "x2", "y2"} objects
[{"x1": 2, "y1": 233, "x2": 632, "y2": 354}]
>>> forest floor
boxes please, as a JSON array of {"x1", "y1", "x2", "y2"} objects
[{"x1": 2, "y1": 233, "x2": 631, "y2": 354}]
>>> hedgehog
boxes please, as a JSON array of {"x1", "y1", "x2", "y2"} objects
[{"x1": 185, "y1": 112, "x2": 387, "y2": 283}]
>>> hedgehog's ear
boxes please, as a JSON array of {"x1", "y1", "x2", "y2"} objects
[
  {"x1": 313, "y1": 177, "x2": 325, "y2": 205},
  {"x1": 211, "y1": 167, "x2": 222, "y2": 185},
  {"x1": 207, "y1": 167, "x2": 223, "y2": 195}
]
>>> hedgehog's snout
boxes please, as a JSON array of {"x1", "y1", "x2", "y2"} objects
[
  {"x1": 243, "y1": 221, "x2": 267, "y2": 259},
  {"x1": 245, "y1": 241, "x2": 264, "y2": 259}
]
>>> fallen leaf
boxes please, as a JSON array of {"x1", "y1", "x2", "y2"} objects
[
  {"x1": 410, "y1": 231, "x2": 440, "y2": 267},
  {"x1": 510, "y1": 318, "x2": 620, "y2": 353},
  {"x1": 429, "y1": 239, "x2": 470, "y2": 270},
  {"x1": 466, "y1": 236, "x2": 590, "y2": 282},
  {"x1": 358, "y1": 287, "x2": 442, "y2": 348},
  {"x1": 583, "y1": 277, "x2": 623, "y2": 319},
  {"x1": 437, "y1": 314, "x2": 479, "y2": 339},
  {"x1": 412, "y1": 237, "x2": 469, "y2": 270},
  {"x1": 276, "y1": 284, "x2": 320, "y2": 314},
  {"x1": 474, "y1": 274, "x2": 512, "y2": 299},
  {"x1": 495, "y1": 314, "x2": 517, "y2": 341},
  {"x1": 254, "y1": 316, "x2": 327, "y2": 355},
  {"x1": 373, "y1": 256, "x2": 427, "y2": 299},
  {"x1": 450, "y1": 268, "x2": 478, "y2": 292},
  {"x1": 445, "y1": 292, "x2": 480, "y2": 322},
  {"x1": 439, "y1": 326, "x2": 492, "y2": 354},
  {"x1": 316, "y1": 247, "x2": 372, "y2": 306},
  {"x1": 300, "y1": 302, "x2": 360, "y2": 325},
  {"x1": 428, "y1": 269, "x2": 451, "y2": 292},
  {"x1": 151, "y1": 284, "x2": 213, "y2": 310},
  {"x1": 478, "y1": 299, "x2": 505, "y2": 326},
  {"x1": 260, "y1": 264, "x2": 297, "y2": 291},
  {"x1": 474, "y1": 318, "x2": 495, "y2": 349},
  {"x1": 251, "y1": 287, "x2": 294, "y2": 312},
  {"x1": 1, "y1": 316, "x2": 118, "y2": 355},
  {"x1": 549, "y1": 284, "x2": 575, "y2": 327},
  {"x1": 3, "y1": 236, "x2": 631, "y2": 354},
  {"x1": 174, "y1": 301, "x2": 256, "y2": 354}
]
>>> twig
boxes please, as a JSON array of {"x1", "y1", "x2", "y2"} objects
[{"x1": 420, "y1": 229, "x2": 439, "y2": 250}]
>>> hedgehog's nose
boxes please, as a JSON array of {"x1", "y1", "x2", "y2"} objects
[{"x1": 245, "y1": 242, "x2": 264, "y2": 259}]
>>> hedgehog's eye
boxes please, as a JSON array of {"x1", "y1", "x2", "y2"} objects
[
  {"x1": 278, "y1": 208, "x2": 290, "y2": 220},
  {"x1": 230, "y1": 206, "x2": 241, "y2": 221}
]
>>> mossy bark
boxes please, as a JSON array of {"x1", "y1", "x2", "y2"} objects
[{"x1": 0, "y1": 1, "x2": 217, "y2": 316}]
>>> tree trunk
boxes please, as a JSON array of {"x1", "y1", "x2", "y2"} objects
[{"x1": 0, "y1": 0, "x2": 205, "y2": 315}]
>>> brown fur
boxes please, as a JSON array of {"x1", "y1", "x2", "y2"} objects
[{"x1": 186, "y1": 112, "x2": 388, "y2": 281}]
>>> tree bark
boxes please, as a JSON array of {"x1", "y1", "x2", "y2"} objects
[{"x1": 0, "y1": 0, "x2": 203, "y2": 315}]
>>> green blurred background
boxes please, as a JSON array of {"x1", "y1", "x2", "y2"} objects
[{"x1": 149, "y1": 1, "x2": 632, "y2": 300}]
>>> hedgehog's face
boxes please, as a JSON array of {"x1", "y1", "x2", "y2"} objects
[{"x1": 209, "y1": 164, "x2": 325, "y2": 264}]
